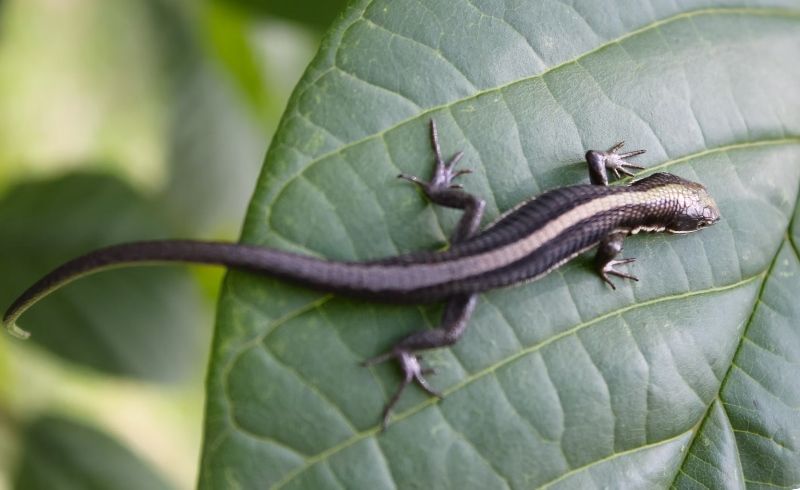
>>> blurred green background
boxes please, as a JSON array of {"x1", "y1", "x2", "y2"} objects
[{"x1": 0, "y1": 0, "x2": 344, "y2": 487}]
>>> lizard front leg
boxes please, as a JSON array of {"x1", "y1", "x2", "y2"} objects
[
  {"x1": 585, "y1": 141, "x2": 645, "y2": 288},
  {"x1": 585, "y1": 141, "x2": 646, "y2": 186},
  {"x1": 595, "y1": 231, "x2": 638, "y2": 289}
]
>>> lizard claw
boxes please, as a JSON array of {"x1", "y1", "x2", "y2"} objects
[
  {"x1": 602, "y1": 141, "x2": 646, "y2": 173},
  {"x1": 585, "y1": 142, "x2": 646, "y2": 184},
  {"x1": 397, "y1": 173, "x2": 420, "y2": 183},
  {"x1": 600, "y1": 258, "x2": 639, "y2": 289},
  {"x1": 363, "y1": 348, "x2": 441, "y2": 430},
  {"x1": 397, "y1": 174, "x2": 429, "y2": 193},
  {"x1": 444, "y1": 150, "x2": 464, "y2": 171},
  {"x1": 398, "y1": 120, "x2": 471, "y2": 195}
]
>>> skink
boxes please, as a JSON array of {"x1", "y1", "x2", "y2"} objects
[{"x1": 2, "y1": 120, "x2": 721, "y2": 427}]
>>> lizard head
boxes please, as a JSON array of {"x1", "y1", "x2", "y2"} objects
[{"x1": 664, "y1": 179, "x2": 721, "y2": 234}]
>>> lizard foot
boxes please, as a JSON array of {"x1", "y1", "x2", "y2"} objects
[
  {"x1": 363, "y1": 348, "x2": 441, "y2": 430},
  {"x1": 586, "y1": 142, "x2": 646, "y2": 179},
  {"x1": 600, "y1": 258, "x2": 639, "y2": 290},
  {"x1": 398, "y1": 119, "x2": 471, "y2": 192}
]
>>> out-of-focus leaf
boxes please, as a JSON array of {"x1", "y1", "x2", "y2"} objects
[
  {"x1": 160, "y1": 65, "x2": 265, "y2": 236},
  {"x1": 0, "y1": 173, "x2": 204, "y2": 382},
  {"x1": 136, "y1": 0, "x2": 266, "y2": 236},
  {"x1": 160, "y1": 7, "x2": 317, "y2": 236},
  {"x1": 200, "y1": 1, "x2": 320, "y2": 129},
  {"x1": 199, "y1": 1, "x2": 800, "y2": 488},
  {"x1": 13, "y1": 415, "x2": 174, "y2": 490},
  {"x1": 201, "y1": 0, "x2": 273, "y2": 127},
  {"x1": 214, "y1": 0, "x2": 347, "y2": 30},
  {"x1": 0, "y1": 0, "x2": 166, "y2": 188},
  {"x1": 0, "y1": 0, "x2": 265, "y2": 236}
]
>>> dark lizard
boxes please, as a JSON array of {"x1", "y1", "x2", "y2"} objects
[{"x1": 3, "y1": 120, "x2": 721, "y2": 428}]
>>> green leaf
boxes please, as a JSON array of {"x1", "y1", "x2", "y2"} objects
[
  {"x1": 136, "y1": 0, "x2": 267, "y2": 236},
  {"x1": 13, "y1": 415, "x2": 175, "y2": 490},
  {"x1": 0, "y1": 173, "x2": 205, "y2": 382},
  {"x1": 199, "y1": 0, "x2": 318, "y2": 131},
  {"x1": 674, "y1": 240, "x2": 800, "y2": 489},
  {"x1": 200, "y1": 2, "x2": 800, "y2": 488},
  {"x1": 213, "y1": 0, "x2": 348, "y2": 30}
]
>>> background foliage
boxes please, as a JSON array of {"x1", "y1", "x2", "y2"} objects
[{"x1": 0, "y1": 0, "x2": 328, "y2": 488}]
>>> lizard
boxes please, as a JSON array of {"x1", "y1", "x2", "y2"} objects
[{"x1": 2, "y1": 120, "x2": 721, "y2": 428}]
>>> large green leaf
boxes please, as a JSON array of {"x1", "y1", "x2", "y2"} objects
[{"x1": 200, "y1": 2, "x2": 800, "y2": 488}]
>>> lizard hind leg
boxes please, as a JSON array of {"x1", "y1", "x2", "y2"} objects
[
  {"x1": 365, "y1": 120, "x2": 487, "y2": 429},
  {"x1": 363, "y1": 294, "x2": 477, "y2": 429},
  {"x1": 397, "y1": 119, "x2": 485, "y2": 243},
  {"x1": 399, "y1": 119, "x2": 470, "y2": 190}
]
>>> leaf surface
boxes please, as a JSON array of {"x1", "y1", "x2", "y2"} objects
[{"x1": 200, "y1": 2, "x2": 800, "y2": 488}]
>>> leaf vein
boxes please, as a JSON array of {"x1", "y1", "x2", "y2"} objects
[
  {"x1": 670, "y1": 203, "x2": 796, "y2": 485},
  {"x1": 461, "y1": 0, "x2": 546, "y2": 69},
  {"x1": 359, "y1": 17, "x2": 477, "y2": 91},
  {"x1": 332, "y1": 63, "x2": 423, "y2": 111},
  {"x1": 729, "y1": 363, "x2": 800, "y2": 411},
  {"x1": 435, "y1": 409, "x2": 514, "y2": 490},
  {"x1": 537, "y1": 431, "x2": 690, "y2": 489}
]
